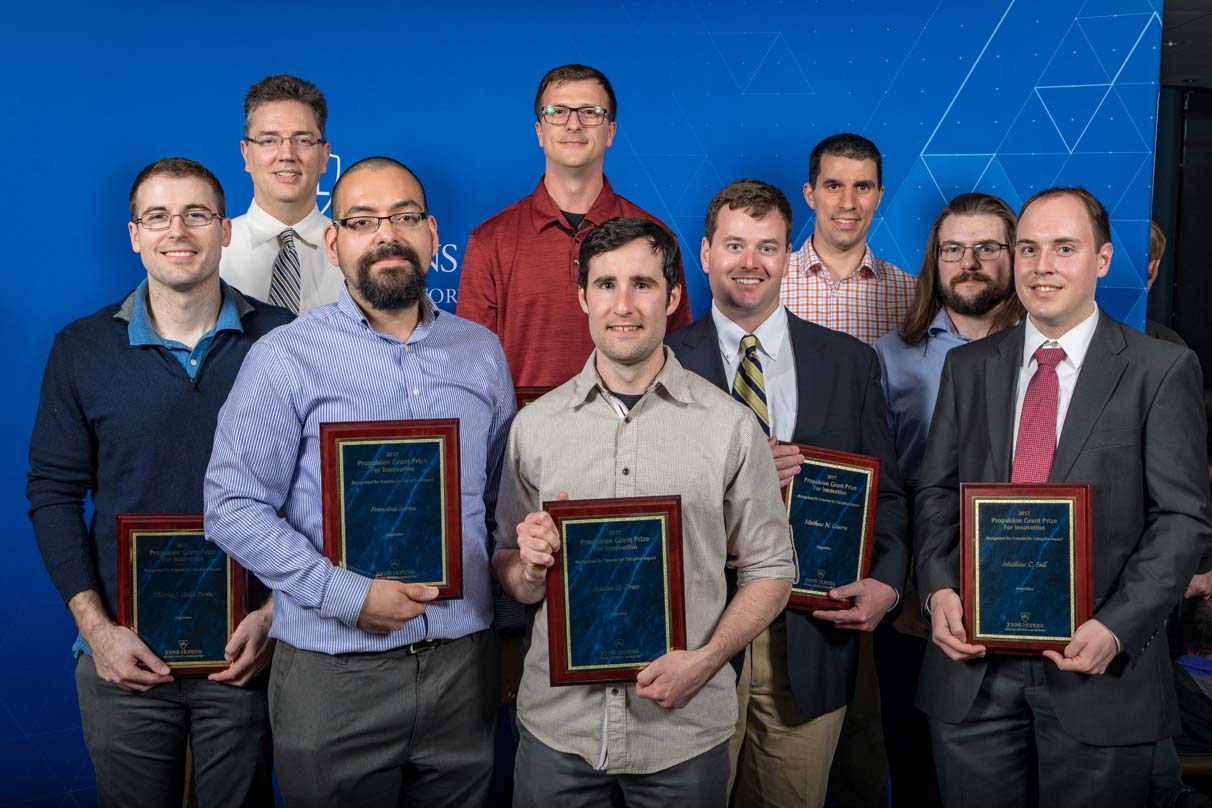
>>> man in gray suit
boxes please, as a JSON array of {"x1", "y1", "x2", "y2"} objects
[{"x1": 915, "y1": 186, "x2": 1211, "y2": 806}]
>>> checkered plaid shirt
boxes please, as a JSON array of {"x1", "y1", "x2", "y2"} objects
[{"x1": 781, "y1": 235, "x2": 917, "y2": 345}]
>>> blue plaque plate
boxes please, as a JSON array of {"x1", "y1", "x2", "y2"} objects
[
  {"x1": 544, "y1": 496, "x2": 686, "y2": 685},
  {"x1": 116, "y1": 514, "x2": 242, "y2": 674},
  {"x1": 321, "y1": 420, "x2": 462, "y2": 598},
  {"x1": 784, "y1": 446, "x2": 880, "y2": 611},
  {"x1": 961, "y1": 484, "x2": 1092, "y2": 653}
]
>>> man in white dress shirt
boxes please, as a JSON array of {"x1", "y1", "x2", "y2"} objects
[{"x1": 220, "y1": 74, "x2": 343, "y2": 312}]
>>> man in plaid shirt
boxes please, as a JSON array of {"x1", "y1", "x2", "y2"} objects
[{"x1": 781, "y1": 133, "x2": 916, "y2": 346}]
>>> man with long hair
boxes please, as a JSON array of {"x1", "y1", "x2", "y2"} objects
[{"x1": 872, "y1": 192, "x2": 1022, "y2": 806}]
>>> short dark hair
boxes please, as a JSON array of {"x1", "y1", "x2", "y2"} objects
[
  {"x1": 809, "y1": 133, "x2": 883, "y2": 188},
  {"x1": 1017, "y1": 186, "x2": 1111, "y2": 249},
  {"x1": 534, "y1": 64, "x2": 618, "y2": 121},
  {"x1": 1184, "y1": 598, "x2": 1212, "y2": 657},
  {"x1": 330, "y1": 156, "x2": 428, "y2": 218},
  {"x1": 244, "y1": 74, "x2": 328, "y2": 137},
  {"x1": 578, "y1": 217, "x2": 681, "y2": 301},
  {"x1": 129, "y1": 157, "x2": 225, "y2": 218},
  {"x1": 705, "y1": 180, "x2": 793, "y2": 245},
  {"x1": 898, "y1": 193, "x2": 1023, "y2": 346}
]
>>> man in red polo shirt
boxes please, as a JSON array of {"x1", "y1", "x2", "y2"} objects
[{"x1": 458, "y1": 63, "x2": 693, "y2": 388}]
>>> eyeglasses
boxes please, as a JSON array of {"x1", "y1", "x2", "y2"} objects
[
  {"x1": 938, "y1": 242, "x2": 1009, "y2": 262},
  {"x1": 334, "y1": 211, "x2": 429, "y2": 234},
  {"x1": 133, "y1": 209, "x2": 223, "y2": 230},
  {"x1": 243, "y1": 135, "x2": 326, "y2": 150},
  {"x1": 538, "y1": 105, "x2": 611, "y2": 127}
]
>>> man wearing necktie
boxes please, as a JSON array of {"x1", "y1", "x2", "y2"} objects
[
  {"x1": 220, "y1": 74, "x2": 344, "y2": 313},
  {"x1": 915, "y1": 187, "x2": 1212, "y2": 806},
  {"x1": 667, "y1": 180, "x2": 908, "y2": 808}
]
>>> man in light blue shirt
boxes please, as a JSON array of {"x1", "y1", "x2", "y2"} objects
[
  {"x1": 872, "y1": 192, "x2": 1020, "y2": 807},
  {"x1": 205, "y1": 157, "x2": 515, "y2": 807},
  {"x1": 874, "y1": 193, "x2": 1021, "y2": 485}
]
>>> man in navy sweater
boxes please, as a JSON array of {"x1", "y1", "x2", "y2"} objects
[{"x1": 26, "y1": 158, "x2": 293, "y2": 807}]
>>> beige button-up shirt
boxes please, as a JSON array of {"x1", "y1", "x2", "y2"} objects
[{"x1": 496, "y1": 349, "x2": 796, "y2": 774}]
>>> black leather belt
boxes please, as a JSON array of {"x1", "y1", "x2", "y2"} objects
[{"x1": 402, "y1": 638, "x2": 446, "y2": 655}]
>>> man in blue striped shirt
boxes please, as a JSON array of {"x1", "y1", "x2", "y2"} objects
[{"x1": 205, "y1": 157, "x2": 515, "y2": 807}]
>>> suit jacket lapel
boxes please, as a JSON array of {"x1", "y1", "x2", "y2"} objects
[
  {"x1": 986, "y1": 325, "x2": 1023, "y2": 481},
  {"x1": 671, "y1": 314, "x2": 729, "y2": 391},
  {"x1": 787, "y1": 314, "x2": 829, "y2": 442},
  {"x1": 1049, "y1": 313, "x2": 1128, "y2": 482}
]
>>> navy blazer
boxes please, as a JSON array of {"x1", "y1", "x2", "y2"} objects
[{"x1": 667, "y1": 309, "x2": 909, "y2": 718}]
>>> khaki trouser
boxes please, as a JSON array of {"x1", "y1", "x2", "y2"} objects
[{"x1": 728, "y1": 619, "x2": 847, "y2": 808}]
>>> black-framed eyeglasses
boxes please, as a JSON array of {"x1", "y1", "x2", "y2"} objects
[
  {"x1": 938, "y1": 242, "x2": 1009, "y2": 262},
  {"x1": 334, "y1": 211, "x2": 430, "y2": 234},
  {"x1": 133, "y1": 209, "x2": 223, "y2": 230},
  {"x1": 243, "y1": 135, "x2": 326, "y2": 150},
  {"x1": 538, "y1": 105, "x2": 611, "y2": 127}
]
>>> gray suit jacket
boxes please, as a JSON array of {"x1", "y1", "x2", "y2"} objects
[
  {"x1": 915, "y1": 310, "x2": 1211, "y2": 744},
  {"x1": 668, "y1": 309, "x2": 909, "y2": 718}
]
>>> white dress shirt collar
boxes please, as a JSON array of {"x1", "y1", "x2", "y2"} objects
[
  {"x1": 243, "y1": 199, "x2": 328, "y2": 250},
  {"x1": 1022, "y1": 307, "x2": 1099, "y2": 373},
  {"x1": 711, "y1": 303, "x2": 789, "y2": 363}
]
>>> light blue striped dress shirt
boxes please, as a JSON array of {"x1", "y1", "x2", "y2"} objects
[{"x1": 205, "y1": 285, "x2": 515, "y2": 654}]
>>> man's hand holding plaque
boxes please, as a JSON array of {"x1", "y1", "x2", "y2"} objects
[
  {"x1": 927, "y1": 588, "x2": 987, "y2": 661},
  {"x1": 68, "y1": 590, "x2": 173, "y2": 692},
  {"x1": 208, "y1": 598, "x2": 275, "y2": 686},
  {"x1": 770, "y1": 438, "x2": 804, "y2": 488},
  {"x1": 512, "y1": 492, "x2": 569, "y2": 598},
  {"x1": 812, "y1": 578, "x2": 899, "y2": 631},
  {"x1": 635, "y1": 648, "x2": 716, "y2": 709},
  {"x1": 356, "y1": 581, "x2": 440, "y2": 634},
  {"x1": 1042, "y1": 619, "x2": 1118, "y2": 675}
]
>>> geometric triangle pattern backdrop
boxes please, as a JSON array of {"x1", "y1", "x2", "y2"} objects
[{"x1": 0, "y1": 0, "x2": 1160, "y2": 803}]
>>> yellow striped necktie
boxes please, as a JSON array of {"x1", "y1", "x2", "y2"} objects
[{"x1": 732, "y1": 334, "x2": 770, "y2": 436}]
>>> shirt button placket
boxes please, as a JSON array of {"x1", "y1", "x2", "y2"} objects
[{"x1": 618, "y1": 417, "x2": 636, "y2": 496}]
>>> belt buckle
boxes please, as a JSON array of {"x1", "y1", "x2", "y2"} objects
[{"x1": 407, "y1": 638, "x2": 441, "y2": 655}]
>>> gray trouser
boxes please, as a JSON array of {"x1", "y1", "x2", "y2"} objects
[
  {"x1": 75, "y1": 654, "x2": 273, "y2": 808},
  {"x1": 270, "y1": 630, "x2": 499, "y2": 808},
  {"x1": 513, "y1": 722, "x2": 729, "y2": 808},
  {"x1": 930, "y1": 656, "x2": 1153, "y2": 808}
]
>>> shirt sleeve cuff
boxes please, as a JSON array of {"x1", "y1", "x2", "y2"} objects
[
  {"x1": 491, "y1": 590, "x2": 527, "y2": 630},
  {"x1": 318, "y1": 565, "x2": 373, "y2": 627}
]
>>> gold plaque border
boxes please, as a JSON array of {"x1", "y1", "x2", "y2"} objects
[
  {"x1": 335, "y1": 436, "x2": 449, "y2": 588},
  {"x1": 129, "y1": 529, "x2": 234, "y2": 670},
  {"x1": 786, "y1": 459, "x2": 874, "y2": 597},
  {"x1": 971, "y1": 496, "x2": 1077, "y2": 643},
  {"x1": 559, "y1": 513, "x2": 672, "y2": 672}
]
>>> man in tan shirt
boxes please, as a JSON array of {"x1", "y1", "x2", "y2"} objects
[{"x1": 493, "y1": 216, "x2": 795, "y2": 807}]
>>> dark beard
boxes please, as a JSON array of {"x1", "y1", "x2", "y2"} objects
[
  {"x1": 940, "y1": 271, "x2": 1012, "y2": 317},
  {"x1": 355, "y1": 243, "x2": 426, "y2": 311}
]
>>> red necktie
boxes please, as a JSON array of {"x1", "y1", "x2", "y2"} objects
[{"x1": 1011, "y1": 345, "x2": 1067, "y2": 483}]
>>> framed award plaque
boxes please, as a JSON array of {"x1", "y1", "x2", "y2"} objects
[
  {"x1": 783, "y1": 445, "x2": 880, "y2": 611},
  {"x1": 320, "y1": 419, "x2": 463, "y2": 599},
  {"x1": 544, "y1": 495, "x2": 686, "y2": 686},
  {"x1": 515, "y1": 387, "x2": 553, "y2": 410},
  {"x1": 116, "y1": 513, "x2": 245, "y2": 675},
  {"x1": 961, "y1": 483, "x2": 1093, "y2": 653}
]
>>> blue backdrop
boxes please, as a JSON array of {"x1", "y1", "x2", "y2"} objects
[{"x1": 0, "y1": 0, "x2": 1161, "y2": 803}]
